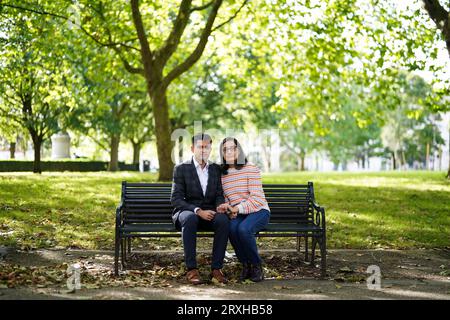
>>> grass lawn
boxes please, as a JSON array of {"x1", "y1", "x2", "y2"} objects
[{"x1": 0, "y1": 171, "x2": 449, "y2": 250}]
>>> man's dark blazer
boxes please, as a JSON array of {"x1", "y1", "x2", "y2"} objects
[{"x1": 171, "y1": 158, "x2": 225, "y2": 221}]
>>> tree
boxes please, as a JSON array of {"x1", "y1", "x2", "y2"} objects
[
  {"x1": 421, "y1": 0, "x2": 450, "y2": 178},
  {"x1": 1, "y1": 0, "x2": 248, "y2": 180},
  {"x1": 0, "y1": 112, "x2": 25, "y2": 159},
  {"x1": 381, "y1": 73, "x2": 445, "y2": 170},
  {"x1": 65, "y1": 42, "x2": 149, "y2": 171},
  {"x1": 122, "y1": 94, "x2": 154, "y2": 165},
  {"x1": 0, "y1": 13, "x2": 74, "y2": 172}
]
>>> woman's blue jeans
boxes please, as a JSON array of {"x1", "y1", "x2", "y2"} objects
[{"x1": 229, "y1": 209, "x2": 270, "y2": 265}]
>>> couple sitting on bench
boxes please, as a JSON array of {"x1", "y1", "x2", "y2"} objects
[{"x1": 171, "y1": 133, "x2": 270, "y2": 285}]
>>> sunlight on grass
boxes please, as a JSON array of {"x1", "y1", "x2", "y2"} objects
[{"x1": 0, "y1": 171, "x2": 449, "y2": 250}]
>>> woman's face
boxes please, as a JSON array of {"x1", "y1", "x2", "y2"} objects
[{"x1": 223, "y1": 140, "x2": 239, "y2": 164}]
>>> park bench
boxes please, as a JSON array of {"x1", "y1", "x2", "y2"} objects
[{"x1": 114, "y1": 182, "x2": 327, "y2": 278}]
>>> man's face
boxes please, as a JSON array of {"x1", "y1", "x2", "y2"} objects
[{"x1": 191, "y1": 139, "x2": 212, "y2": 163}]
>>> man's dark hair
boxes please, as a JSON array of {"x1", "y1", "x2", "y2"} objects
[
  {"x1": 219, "y1": 137, "x2": 248, "y2": 175},
  {"x1": 192, "y1": 133, "x2": 212, "y2": 146}
]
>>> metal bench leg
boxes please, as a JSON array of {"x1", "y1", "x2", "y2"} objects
[
  {"x1": 304, "y1": 236, "x2": 309, "y2": 262},
  {"x1": 296, "y1": 235, "x2": 301, "y2": 253},
  {"x1": 121, "y1": 238, "x2": 127, "y2": 268},
  {"x1": 311, "y1": 237, "x2": 317, "y2": 265},
  {"x1": 114, "y1": 230, "x2": 120, "y2": 276},
  {"x1": 320, "y1": 234, "x2": 327, "y2": 279},
  {"x1": 127, "y1": 238, "x2": 131, "y2": 254}
]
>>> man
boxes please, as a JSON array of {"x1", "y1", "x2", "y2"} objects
[{"x1": 171, "y1": 133, "x2": 229, "y2": 285}]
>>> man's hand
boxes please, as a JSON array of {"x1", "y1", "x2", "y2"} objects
[
  {"x1": 216, "y1": 203, "x2": 228, "y2": 213},
  {"x1": 223, "y1": 204, "x2": 238, "y2": 219},
  {"x1": 197, "y1": 209, "x2": 216, "y2": 221}
]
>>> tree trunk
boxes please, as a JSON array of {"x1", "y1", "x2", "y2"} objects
[
  {"x1": 149, "y1": 89, "x2": 174, "y2": 181},
  {"x1": 261, "y1": 145, "x2": 270, "y2": 172},
  {"x1": 447, "y1": 123, "x2": 450, "y2": 178},
  {"x1": 132, "y1": 141, "x2": 141, "y2": 165},
  {"x1": 31, "y1": 135, "x2": 42, "y2": 174},
  {"x1": 392, "y1": 151, "x2": 397, "y2": 170},
  {"x1": 401, "y1": 150, "x2": 407, "y2": 170},
  {"x1": 300, "y1": 154, "x2": 305, "y2": 171},
  {"x1": 423, "y1": 0, "x2": 450, "y2": 57},
  {"x1": 447, "y1": 157, "x2": 450, "y2": 179},
  {"x1": 109, "y1": 134, "x2": 120, "y2": 172},
  {"x1": 421, "y1": 1, "x2": 450, "y2": 177},
  {"x1": 129, "y1": 0, "x2": 226, "y2": 180},
  {"x1": 9, "y1": 142, "x2": 16, "y2": 159},
  {"x1": 333, "y1": 162, "x2": 339, "y2": 171},
  {"x1": 426, "y1": 142, "x2": 430, "y2": 170}
]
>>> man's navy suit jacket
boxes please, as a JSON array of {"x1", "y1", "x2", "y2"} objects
[{"x1": 171, "y1": 158, "x2": 226, "y2": 221}]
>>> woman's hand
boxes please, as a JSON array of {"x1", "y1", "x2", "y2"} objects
[
  {"x1": 228, "y1": 205, "x2": 239, "y2": 214},
  {"x1": 226, "y1": 204, "x2": 239, "y2": 219},
  {"x1": 216, "y1": 203, "x2": 229, "y2": 213}
]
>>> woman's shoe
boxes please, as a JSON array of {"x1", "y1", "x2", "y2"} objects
[
  {"x1": 239, "y1": 263, "x2": 251, "y2": 282},
  {"x1": 250, "y1": 264, "x2": 264, "y2": 282}
]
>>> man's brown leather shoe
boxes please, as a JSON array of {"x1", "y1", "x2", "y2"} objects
[
  {"x1": 211, "y1": 269, "x2": 228, "y2": 284},
  {"x1": 186, "y1": 269, "x2": 202, "y2": 285}
]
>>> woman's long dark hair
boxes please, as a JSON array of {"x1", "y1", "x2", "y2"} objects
[{"x1": 219, "y1": 137, "x2": 248, "y2": 175}]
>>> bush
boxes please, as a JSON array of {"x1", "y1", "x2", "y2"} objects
[{"x1": 0, "y1": 160, "x2": 139, "y2": 172}]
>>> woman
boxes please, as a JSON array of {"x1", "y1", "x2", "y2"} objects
[{"x1": 217, "y1": 137, "x2": 270, "y2": 282}]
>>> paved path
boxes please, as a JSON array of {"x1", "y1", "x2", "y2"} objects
[{"x1": 1, "y1": 247, "x2": 449, "y2": 300}]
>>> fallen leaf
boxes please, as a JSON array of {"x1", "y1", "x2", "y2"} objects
[
  {"x1": 273, "y1": 286, "x2": 283, "y2": 290},
  {"x1": 338, "y1": 267, "x2": 353, "y2": 273},
  {"x1": 211, "y1": 277, "x2": 225, "y2": 286}
]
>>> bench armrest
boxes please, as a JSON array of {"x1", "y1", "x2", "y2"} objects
[
  {"x1": 311, "y1": 201, "x2": 326, "y2": 230},
  {"x1": 115, "y1": 205, "x2": 123, "y2": 228}
]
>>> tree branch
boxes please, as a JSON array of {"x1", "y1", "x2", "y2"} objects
[
  {"x1": 130, "y1": 0, "x2": 154, "y2": 77},
  {"x1": 211, "y1": 0, "x2": 248, "y2": 32},
  {"x1": 156, "y1": 0, "x2": 193, "y2": 67},
  {"x1": 161, "y1": 0, "x2": 223, "y2": 90},
  {"x1": 89, "y1": 1, "x2": 143, "y2": 75},
  {"x1": 190, "y1": 1, "x2": 214, "y2": 12},
  {"x1": 423, "y1": 0, "x2": 448, "y2": 28},
  {"x1": 280, "y1": 132, "x2": 301, "y2": 156},
  {"x1": 0, "y1": 3, "x2": 137, "y2": 50},
  {"x1": 111, "y1": 46, "x2": 145, "y2": 75},
  {"x1": 87, "y1": 134, "x2": 109, "y2": 152},
  {"x1": 0, "y1": 105, "x2": 23, "y2": 126},
  {"x1": 87, "y1": 1, "x2": 140, "y2": 52},
  {"x1": 422, "y1": 0, "x2": 450, "y2": 55}
]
